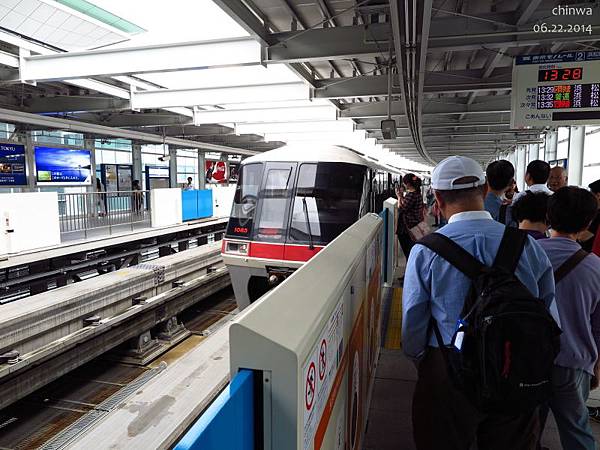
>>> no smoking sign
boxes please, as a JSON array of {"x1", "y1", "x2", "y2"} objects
[
  {"x1": 305, "y1": 362, "x2": 316, "y2": 411},
  {"x1": 319, "y1": 339, "x2": 327, "y2": 381}
]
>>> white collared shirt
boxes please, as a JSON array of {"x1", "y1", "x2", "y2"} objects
[
  {"x1": 448, "y1": 210, "x2": 493, "y2": 223},
  {"x1": 513, "y1": 184, "x2": 553, "y2": 203}
]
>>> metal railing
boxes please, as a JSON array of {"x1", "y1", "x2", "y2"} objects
[{"x1": 58, "y1": 190, "x2": 150, "y2": 239}]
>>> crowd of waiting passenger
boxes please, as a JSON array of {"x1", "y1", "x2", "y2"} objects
[{"x1": 396, "y1": 156, "x2": 600, "y2": 450}]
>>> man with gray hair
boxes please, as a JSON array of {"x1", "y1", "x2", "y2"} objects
[
  {"x1": 548, "y1": 166, "x2": 568, "y2": 192},
  {"x1": 402, "y1": 155, "x2": 558, "y2": 450}
]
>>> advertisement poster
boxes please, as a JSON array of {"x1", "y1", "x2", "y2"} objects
[
  {"x1": 205, "y1": 160, "x2": 227, "y2": 184},
  {"x1": 0, "y1": 143, "x2": 26, "y2": 186},
  {"x1": 35, "y1": 146, "x2": 92, "y2": 185},
  {"x1": 117, "y1": 164, "x2": 132, "y2": 191},
  {"x1": 229, "y1": 163, "x2": 239, "y2": 183},
  {"x1": 101, "y1": 164, "x2": 118, "y2": 192}
]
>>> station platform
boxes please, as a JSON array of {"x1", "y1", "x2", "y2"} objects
[
  {"x1": 0, "y1": 215, "x2": 228, "y2": 270},
  {"x1": 364, "y1": 259, "x2": 600, "y2": 450}
]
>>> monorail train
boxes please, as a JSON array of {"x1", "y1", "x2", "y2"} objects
[{"x1": 221, "y1": 145, "x2": 403, "y2": 309}]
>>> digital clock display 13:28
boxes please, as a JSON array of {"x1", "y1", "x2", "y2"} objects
[{"x1": 538, "y1": 68, "x2": 583, "y2": 82}]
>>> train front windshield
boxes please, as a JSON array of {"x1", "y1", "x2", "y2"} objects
[
  {"x1": 225, "y1": 161, "x2": 366, "y2": 245},
  {"x1": 226, "y1": 162, "x2": 264, "y2": 238}
]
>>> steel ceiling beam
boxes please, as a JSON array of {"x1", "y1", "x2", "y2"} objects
[
  {"x1": 19, "y1": 38, "x2": 262, "y2": 82},
  {"x1": 265, "y1": 22, "x2": 600, "y2": 62},
  {"x1": 374, "y1": 130, "x2": 538, "y2": 140},
  {"x1": 25, "y1": 97, "x2": 130, "y2": 113},
  {"x1": 130, "y1": 82, "x2": 310, "y2": 109},
  {"x1": 459, "y1": 0, "x2": 542, "y2": 120},
  {"x1": 314, "y1": 68, "x2": 512, "y2": 98},
  {"x1": 65, "y1": 112, "x2": 194, "y2": 128},
  {"x1": 340, "y1": 96, "x2": 511, "y2": 118},
  {"x1": 356, "y1": 118, "x2": 514, "y2": 130},
  {"x1": 0, "y1": 107, "x2": 257, "y2": 155}
]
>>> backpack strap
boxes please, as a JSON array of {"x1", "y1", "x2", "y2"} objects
[
  {"x1": 493, "y1": 227, "x2": 528, "y2": 274},
  {"x1": 418, "y1": 233, "x2": 485, "y2": 279},
  {"x1": 498, "y1": 204, "x2": 508, "y2": 225},
  {"x1": 554, "y1": 249, "x2": 588, "y2": 284}
]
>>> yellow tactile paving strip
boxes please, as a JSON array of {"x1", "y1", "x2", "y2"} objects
[{"x1": 384, "y1": 287, "x2": 403, "y2": 350}]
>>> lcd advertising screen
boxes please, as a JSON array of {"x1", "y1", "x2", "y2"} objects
[
  {"x1": 117, "y1": 165, "x2": 132, "y2": 191},
  {"x1": 0, "y1": 143, "x2": 26, "y2": 186},
  {"x1": 35, "y1": 146, "x2": 92, "y2": 185}
]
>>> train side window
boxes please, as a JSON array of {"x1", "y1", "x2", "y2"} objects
[{"x1": 289, "y1": 162, "x2": 366, "y2": 245}]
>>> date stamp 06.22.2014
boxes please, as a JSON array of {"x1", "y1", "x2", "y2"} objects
[{"x1": 532, "y1": 4, "x2": 595, "y2": 35}]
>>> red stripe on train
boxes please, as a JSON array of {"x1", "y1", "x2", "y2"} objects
[{"x1": 248, "y1": 242, "x2": 324, "y2": 262}]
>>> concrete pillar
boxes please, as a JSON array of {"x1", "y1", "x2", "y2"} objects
[
  {"x1": 536, "y1": 142, "x2": 544, "y2": 161},
  {"x1": 85, "y1": 137, "x2": 96, "y2": 197},
  {"x1": 545, "y1": 129, "x2": 558, "y2": 162},
  {"x1": 568, "y1": 125, "x2": 585, "y2": 187},
  {"x1": 132, "y1": 143, "x2": 142, "y2": 184},
  {"x1": 220, "y1": 153, "x2": 229, "y2": 186},
  {"x1": 197, "y1": 150, "x2": 206, "y2": 190},
  {"x1": 168, "y1": 146, "x2": 177, "y2": 188},
  {"x1": 24, "y1": 130, "x2": 36, "y2": 192},
  {"x1": 516, "y1": 144, "x2": 527, "y2": 192}
]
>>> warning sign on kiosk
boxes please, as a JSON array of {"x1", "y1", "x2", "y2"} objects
[
  {"x1": 306, "y1": 362, "x2": 316, "y2": 411},
  {"x1": 302, "y1": 300, "x2": 344, "y2": 450}
]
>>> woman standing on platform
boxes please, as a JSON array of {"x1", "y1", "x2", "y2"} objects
[{"x1": 396, "y1": 173, "x2": 423, "y2": 259}]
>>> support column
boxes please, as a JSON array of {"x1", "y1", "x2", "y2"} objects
[
  {"x1": 132, "y1": 143, "x2": 142, "y2": 184},
  {"x1": 568, "y1": 125, "x2": 585, "y2": 187},
  {"x1": 545, "y1": 129, "x2": 558, "y2": 162},
  {"x1": 24, "y1": 130, "x2": 35, "y2": 192},
  {"x1": 84, "y1": 136, "x2": 96, "y2": 194},
  {"x1": 220, "y1": 153, "x2": 229, "y2": 186},
  {"x1": 168, "y1": 146, "x2": 177, "y2": 188},
  {"x1": 516, "y1": 145, "x2": 527, "y2": 192},
  {"x1": 197, "y1": 150, "x2": 206, "y2": 190}
]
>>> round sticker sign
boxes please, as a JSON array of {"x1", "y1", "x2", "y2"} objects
[
  {"x1": 319, "y1": 339, "x2": 327, "y2": 381},
  {"x1": 305, "y1": 361, "x2": 316, "y2": 411}
]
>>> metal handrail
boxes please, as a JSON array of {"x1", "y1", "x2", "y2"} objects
[{"x1": 58, "y1": 190, "x2": 151, "y2": 238}]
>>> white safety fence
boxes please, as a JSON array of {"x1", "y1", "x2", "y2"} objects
[{"x1": 59, "y1": 190, "x2": 151, "y2": 238}]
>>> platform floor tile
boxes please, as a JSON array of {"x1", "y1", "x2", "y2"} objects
[{"x1": 364, "y1": 348, "x2": 600, "y2": 450}]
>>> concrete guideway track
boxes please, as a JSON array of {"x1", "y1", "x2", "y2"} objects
[
  {"x1": 0, "y1": 242, "x2": 229, "y2": 410},
  {"x1": 68, "y1": 320, "x2": 233, "y2": 450},
  {"x1": 0, "y1": 292, "x2": 237, "y2": 450}
]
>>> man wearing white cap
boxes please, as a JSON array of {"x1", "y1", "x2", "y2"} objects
[{"x1": 402, "y1": 156, "x2": 557, "y2": 450}]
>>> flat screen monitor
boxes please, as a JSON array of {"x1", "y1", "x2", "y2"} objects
[
  {"x1": 0, "y1": 143, "x2": 26, "y2": 186},
  {"x1": 35, "y1": 146, "x2": 92, "y2": 185}
]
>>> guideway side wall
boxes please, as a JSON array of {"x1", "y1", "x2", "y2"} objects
[{"x1": 230, "y1": 213, "x2": 384, "y2": 450}]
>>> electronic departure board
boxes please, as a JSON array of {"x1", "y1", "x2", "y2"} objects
[{"x1": 511, "y1": 51, "x2": 600, "y2": 128}]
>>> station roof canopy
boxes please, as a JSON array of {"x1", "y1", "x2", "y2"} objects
[{"x1": 0, "y1": 0, "x2": 597, "y2": 168}]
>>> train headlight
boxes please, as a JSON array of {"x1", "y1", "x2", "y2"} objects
[{"x1": 225, "y1": 241, "x2": 249, "y2": 255}]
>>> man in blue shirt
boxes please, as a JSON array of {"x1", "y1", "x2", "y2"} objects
[
  {"x1": 538, "y1": 187, "x2": 600, "y2": 450},
  {"x1": 402, "y1": 155, "x2": 557, "y2": 450},
  {"x1": 484, "y1": 159, "x2": 514, "y2": 223}
]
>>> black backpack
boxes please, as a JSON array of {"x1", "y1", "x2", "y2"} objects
[{"x1": 418, "y1": 228, "x2": 561, "y2": 413}]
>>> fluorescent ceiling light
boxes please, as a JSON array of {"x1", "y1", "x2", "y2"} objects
[
  {"x1": 193, "y1": 105, "x2": 337, "y2": 125},
  {"x1": 235, "y1": 120, "x2": 355, "y2": 135},
  {"x1": 131, "y1": 82, "x2": 310, "y2": 109}
]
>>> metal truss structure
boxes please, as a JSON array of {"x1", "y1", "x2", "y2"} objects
[{"x1": 0, "y1": 0, "x2": 597, "y2": 164}]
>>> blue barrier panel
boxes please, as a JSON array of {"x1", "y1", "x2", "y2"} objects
[
  {"x1": 182, "y1": 190, "x2": 199, "y2": 221},
  {"x1": 174, "y1": 369, "x2": 255, "y2": 450},
  {"x1": 197, "y1": 189, "x2": 213, "y2": 219}
]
